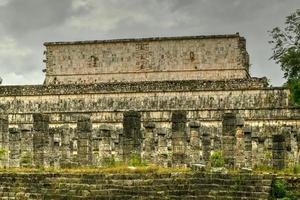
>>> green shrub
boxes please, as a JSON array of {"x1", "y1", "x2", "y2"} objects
[
  {"x1": 0, "y1": 148, "x2": 6, "y2": 161},
  {"x1": 272, "y1": 179, "x2": 288, "y2": 198},
  {"x1": 102, "y1": 155, "x2": 118, "y2": 167},
  {"x1": 20, "y1": 151, "x2": 31, "y2": 166},
  {"x1": 271, "y1": 179, "x2": 297, "y2": 200},
  {"x1": 128, "y1": 153, "x2": 147, "y2": 167},
  {"x1": 209, "y1": 151, "x2": 224, "y2": 168},
  {"x1": 287, "y1": 79, "x2": 300, "y2": 106},
  {"x1": 292, "y1": 164, "x2": 300, "y2": 174}
]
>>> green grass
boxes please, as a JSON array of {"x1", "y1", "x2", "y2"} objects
[{"x1": 0, "y1": 164, "x2": 191, "y2": 174}]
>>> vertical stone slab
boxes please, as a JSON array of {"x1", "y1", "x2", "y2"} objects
[
  {"x1": 202, "y1": 132, "x2": 211, "y2": 164},
  {"x1": 235, "y1": 117, "x2": 245, "y2": 168},
  {"x1": 222, "y1": 113, "x2": 236, "y2": 167},
  {"x1": 60, "y1": 126, "x2": 71, "y2": 167},
  {"x1": 243, "y1": 126, "x2": 252, "y2": 168},
  {"x1": 20, "y1": 128, "x2": 33, "y2": 167},
  {"x1": 0, "y1": 115, "x2": 8, "y2": 167},
  {"x1": 282, "y1": 127, "x2": 293, "y2": 167},
  {"x1": 99, "y1": 125, "x2": 112, "y2": 165},
  {"x1": 77, "y1": 115, "x2": 92, "y2": 166},
  {"x1": 157, "y1": 128, "x2": 168, "y2": 166},
  {"x1": 8, "y1": 128, "x2": 20, "y2": 167},
  {"x1": 171, "y1": 111, "x2": 187, "y2": 167},
  {"x1": 92, "y1": 129, "x2": 101, "y2": 166},
  {"x1": 122, "y1": 111, "x2": 142, "y2": 162},
  {"x1": 49, "y1": 128, "x2": 61, "y2": 168},
  {"x1": 33, "y1": 113, "x2": 50, "y2": 168},
  {"x1": 272, "y1": 134, "x2": 286, "y2": 170},
  {"x1": 188, "y1": 122, "x2": 201, "y2": 164},
  {"x1": 142, "y1": 122, "x2": 156, "y2": 163}
]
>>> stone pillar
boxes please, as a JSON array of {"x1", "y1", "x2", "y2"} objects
[
  {"x1": 272, "y1": 134, "x2": 286, "y2": 170},
  {"x1": 0, "y1": 115, "x2": 8, "y2": 167},
  {"x1": 202, "y1": 131, "x2": 211, "y2": 164},
  {"x1": 235, "y1": 117, "x2": 245, "y2": 168},
  {"x1": 33, "y1": 113, "x2": 50, "y2": 168},
  {"x1": 157, "y1": 128, "x2": 168, "y2": 166},
  {"x1": 9, "y1": 128, "x2": 21, "y2": 167},
  {"x1": 20, "y1": 128, "x2": 33, "y2": 167},
  {"x1": 77, "y1": 115, "x2": 92, "y2": 166},
  {"x1": 282, "y1": 127, "x2": 294, "y2": 167},
  {"x1": 122, "y1": 111, "x2": 142, "y2": 162},
  {"x1": 222, "y1": 113, "x2": 236, "y2": 167},
  {"x1": 49, "y1": 128, "x2": 61, "y2": 168},
  {"x1": 188, "y1": 122, "x2": 201, "y2": 164},
  {"x1": 142, "y1": 122, "x2": 156, "y2": 163},
  {"x1": 171, "y1": 111, "x2": 187, "y2": 167},
  {"x1": 243, "y1": 126, "x2": 252, "y2": 168},
  {"x1": 60, "y1": 126, "x2": 71, "y2": 167},
  {"x1": 99, "y1": 125, "x2": 112, "y2": 165}
]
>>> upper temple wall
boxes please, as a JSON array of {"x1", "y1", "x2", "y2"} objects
[{"x1": 43, "y1": 34, "x2": 250, "y2": 85}]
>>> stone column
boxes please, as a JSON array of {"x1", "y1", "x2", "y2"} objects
[
  {"x1": 243, "y1": 126, "x2": 252, "y2": 168},
  {"x1": 49, "y1": 128, "x2": 61, "y2": 168},
  {"x1": 122, "y1": 111, "x2": 142, "y2": 162},
  {"x1": 20, "y1": 128, "x2": 33, "y2": 167},
  {"x1": 188, "y1": 122, "x2": 201, "y2": 164},
  {"x1": 222, "y1": 113, "x2": 237, "y2": 167},
  {"x1": 171, "y1": 111, "x2": 187, "y2": 167},
  {"x1": 77, "y1": 115, "x2": 92, "y2": 166},
  {"x1": 202, "y1": 131, "x2": 211, "y2": 164},
  {"x1": 142, "y1": 122, "x2": 156, "y2": 163},
  {"x1": 272, "y1": 134, "x2": 286, "y2": 170},
  {"x1": 99, "y1": 125, "x2": 112, "y2": 166},
  {"x1": 60, "y1": 126, "x2": 71, "y2": 167},
  {"x1": 0, "y1": 115, "x2": 8, "y2": 167},
  {"x1": 157, "y1": 128, "x2": 168, "y2": 166},
  {"x1": 235, "y1": 117, "x2": 245, "y2": 168},
  {"x1": 33, "y1": 113, "x2": 50, "y2": 168},
  {"x1": 9, "y1": 128, "x2": 21, "y2": 167}
]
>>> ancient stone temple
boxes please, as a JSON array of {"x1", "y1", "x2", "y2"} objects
[{"x1": 0, "y1": 33, "x2": 299, "y2": 169}]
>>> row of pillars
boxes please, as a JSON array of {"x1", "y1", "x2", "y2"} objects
[
  {"x1": 222, "y1": 113, "x2": 291, "y2": 170},
  {"x1": 0, "y1": 112, "x2": 296, "y2": 169}
]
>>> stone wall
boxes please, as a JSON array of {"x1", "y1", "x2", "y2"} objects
[
  {"x1": 0, "y1": 172, "x2": 279, "y2": 199},
  {"x1": 44, "y1": 34, "x2": 250, "y2": 84},
  {"x1": 0, "y1": 78, "x2": 299, "y2": 168}
]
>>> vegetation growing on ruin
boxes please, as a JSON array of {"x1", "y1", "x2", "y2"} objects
[
  {"x1": 270, "y1": 179, "x2": 297, "y2": 200},
  {"x1": 0, "y1": 148, "x2": 6, "y2": 160},
  {"x1": 269, "y1": 9, "x2": 300, "y2": 106},
  {"x1": 209, "y1": 151, "x2": 225, "y2": 168}
]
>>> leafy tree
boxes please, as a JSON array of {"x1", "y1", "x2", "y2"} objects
[{"x1": 269, "y1": 9, "x2": 300, "y2": 105}]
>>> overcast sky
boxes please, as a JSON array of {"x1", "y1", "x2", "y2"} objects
[{"x1": 0, "y1": 0, "x2": 299, "y2": 86}]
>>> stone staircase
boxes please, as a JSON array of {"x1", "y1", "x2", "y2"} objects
[{"x1": 0, "y1": 172, "x2": 275, "y2": 200}]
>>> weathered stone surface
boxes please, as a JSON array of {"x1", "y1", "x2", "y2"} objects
[
  {"x1": 0, "y1": 172, "x2": 295, "y2": 199},
  {"x1": 0, "y1": 35, "x2": 299, "y2": 169},
  {"x1": 44, "y1": 34, "x2": 249, "y2": 85}
]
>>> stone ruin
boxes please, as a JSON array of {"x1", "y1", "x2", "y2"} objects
[{"x1": 0, "y1": 33, "x2": 299, "y2": 169}]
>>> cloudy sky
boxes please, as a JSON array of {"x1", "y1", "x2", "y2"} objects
[{"x1": 0, "y1": 0, "x2": 299, "y2": 86}]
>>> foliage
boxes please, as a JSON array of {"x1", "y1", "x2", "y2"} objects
[
  {"x1": 128, "y1": 152, "x2": 147, "y2": 167},
  {"x1": 269, "y1": 9, "x2": 300, "y2": 80},
  {"x1": 102, "y1": 155, "x2": 118, "y2": 167},
  {"x1": 209, "y1": 151, "x2": 224, "y2": 168},
  {"x1": 270, "y1": 179, "x2": 297, "y2": 200},
  {"x1": 253, "y1": 164, "x2": 273, "y2": 173},
  {"x1": 0, "y1": 165, "x2": 191, "y2": 174},
  {"x1": 292, "y1": 164, "x2": 300, "y2": 174},
  {"x1": 20, "y1": 152, "x2": 31, "y2": 166},
  {"x1": 0, "y1": 148, "x2": 6, "y2": 161},
  {"x1": 286, "y1": 79, "x2": 300, "y2": 106},
  {"x1": 269, "y1": 9, "x2": 300, "y2": 105}
]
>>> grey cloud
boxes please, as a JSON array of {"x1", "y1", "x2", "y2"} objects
[
  {"x1": 0, "y1": 0, "x2": 299, "y2": 85},
  {"x1": 0, "y1": 0, "x2": 86, "y2": 35}
]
